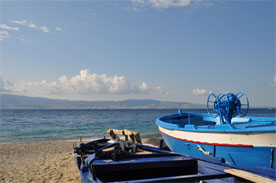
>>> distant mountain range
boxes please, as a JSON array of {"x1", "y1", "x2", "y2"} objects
[{"x1": 0, "y1": 94, "x2": 205, "y2": 109}]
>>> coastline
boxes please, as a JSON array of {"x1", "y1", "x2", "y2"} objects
[{"x1": 0, "y1": 138, "x2": 161, "y2": 183}]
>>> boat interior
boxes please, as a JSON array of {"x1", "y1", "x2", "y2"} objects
[
  {"x1": 92, "y1": 142, "x2": 198, "y2": 182},
  {"x1": 158, "y1": 112, "x2": 276, "y2": 130}
]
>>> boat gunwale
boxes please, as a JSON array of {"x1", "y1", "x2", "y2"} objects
[{"x1": 156, "y1": 112, "x2": 276, "y2": 133}]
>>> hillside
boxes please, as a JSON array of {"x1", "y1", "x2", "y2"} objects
[{"x1": 0, "y1": 94, "x2": 204, "y2": 109}]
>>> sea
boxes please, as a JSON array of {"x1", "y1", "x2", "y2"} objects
[{"x1": 0, "y1": 108, "x2": 275, "y2": 144}]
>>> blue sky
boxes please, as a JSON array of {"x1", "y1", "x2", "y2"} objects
[{"x1": 0, "y1": 0, "x2": 275, "y2": 107}]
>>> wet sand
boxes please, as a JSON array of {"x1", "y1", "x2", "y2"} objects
[{"x1": 0, "y1": 138, "x2": 160, "y2": 183}]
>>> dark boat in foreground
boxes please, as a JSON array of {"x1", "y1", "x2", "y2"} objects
[{"x1": 73, "y1": 129, "x2": 275, "y2": 183}]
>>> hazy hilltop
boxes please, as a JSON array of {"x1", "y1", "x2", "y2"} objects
[{"x1": 0, "y1": 94, "x2": 205, "y2": 109}]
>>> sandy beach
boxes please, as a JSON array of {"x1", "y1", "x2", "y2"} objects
[{"x1": 0, "y1": 138, "x2": 161, "y2": 183}]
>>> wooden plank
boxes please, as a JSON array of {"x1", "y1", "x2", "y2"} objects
[
  {"x1": 117, "y1": 172, "x2": 231, "y2": 183},
  {"x1": 224, "y1": 168, "x2": 276, "y2": 183},
  {"x1": 101, "y1": 146, "x2": 114, "y2": 152},
  {"x1": 136, "y1": 148, "x2": 153, "y2": 154}
]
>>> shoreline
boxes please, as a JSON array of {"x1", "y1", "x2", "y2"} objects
[
  {"x1": 0, "y1": 133, "x2": 162, "y2": 145},
  {"x1": 0, "y1": 137, "x2": 161, "y2": 183}
]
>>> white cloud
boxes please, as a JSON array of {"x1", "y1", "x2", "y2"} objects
[
  {"x1": 11, "y1": 20, "x2": 29, "y2": 26},
  {"x1": 0, "y1": 20, "x2": 61, "y2": 42},
  {"x1": 2, "y1": 70, "x2": 167, "y2": 98},
  {"x1": 132, "y1": 0, "x2": 190, "y2": 9},
  {"x1": 131, "y1": 0, "x2": 193, "y2": 9},
  {"x1": 28, "y1": 22, "x2": 37, "y2": 29},
  {"x1": 17, "y1": 35, "x2": 31, "y2": 44},
  {"x1": 0, "y1": 24, "x2": 19, "y2": 31},
  {"x1": 0, "y1": 31, "x2": 9, "y2": 41},
  {"x1": 271, "y1": 74, "x2": 276, "y2": 87},
  {"x1": 0, "y1": 78, "x2": 12, "y2": 92},
  {"x1": 11, "y1": 20, "x2": 38, "y2": 29},
  {"x1": 139, "y1": 82, "x2": 148, "y2": 91},
  {"x1": 135, "y1": 81, "x2": 164, "y2": 95},
  {"x1": 0, "y1": 31, "x2": 9, "y2": 35},
  {"x1": 192, "y1": 88, "x2": 211, "y2": 95},
  {"x1": 39, "y1": 26, "x2": 49, "y2": 33},
  {"x1": 10, "y1": 20, "x2": 50, "y2": 33},
  {"x1": 56, "y1": 27, "x2": 63, "y2": 31},
  {"x1": 130, "y1": 0, "x2": 213, "y2": 10}
]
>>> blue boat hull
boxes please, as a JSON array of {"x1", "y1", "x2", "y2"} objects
[
  {"x1": 79, "y1": 140, "x2": 238, "y2": 183},
  {"x1": 160, "y1": 131, "x2": 276, "y2": 170}
]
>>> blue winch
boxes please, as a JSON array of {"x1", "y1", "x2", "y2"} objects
[{"x1": 207, "y1": 92, "x2": 249, "y2": 124}]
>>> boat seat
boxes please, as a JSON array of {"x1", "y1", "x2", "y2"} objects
[
  {"x1": 135, "y1": 150, "x2": 153, "y2": 154},
  {"x1": 102, "y1": 147, "x2": 115, "y2": 152}
]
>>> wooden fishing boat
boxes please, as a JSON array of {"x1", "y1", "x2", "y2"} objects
[
  {"x1": 156, "y1": 92, "x2": 276, "y2": 175},
  {"x1": 74, "y1": 129, "x2": 276, "y2": 183}
]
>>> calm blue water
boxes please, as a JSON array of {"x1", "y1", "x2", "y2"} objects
[{"x1": 0, "y1": 108, "x2": 275, "y2": 144}]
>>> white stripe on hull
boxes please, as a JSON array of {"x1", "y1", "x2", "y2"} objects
[{"x1": 158, "y1": 126, "x2": 276, "y2": 147}]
